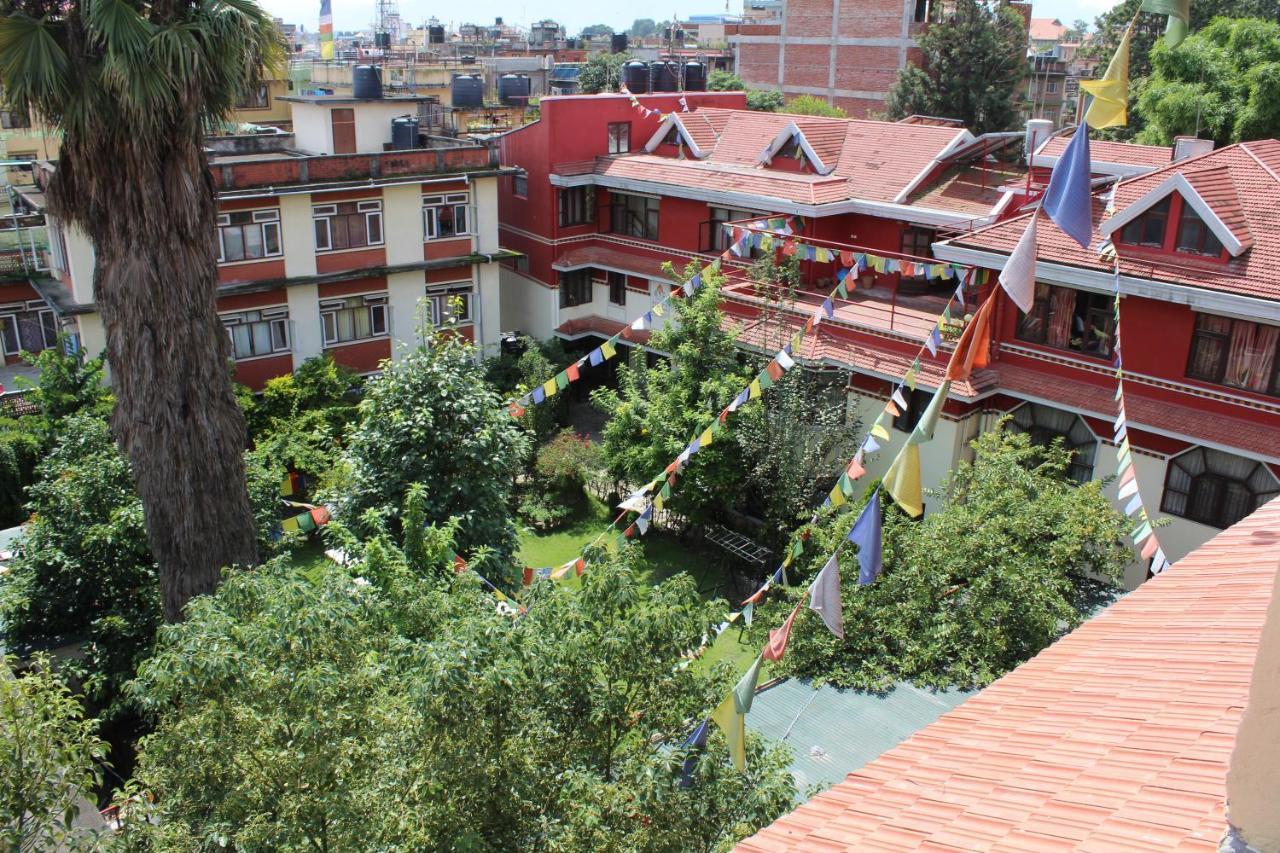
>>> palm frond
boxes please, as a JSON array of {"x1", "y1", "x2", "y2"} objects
[
  {"x1": 85, "y1": 0, "x2": 154, "y2": 58},
  {"x1": 0, "y1": 13, "x2": 71, "y2": 112}
]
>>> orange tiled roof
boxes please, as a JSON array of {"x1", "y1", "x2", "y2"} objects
[
  {"x1": 551, "y1": 244, "x2": 675, "y2": 280},
  {"x1": 1037, "y1": 134, "x2": 1173, "y2": 171},
  {"x1": 1030, "y1": 17, "x2": 1069, "y2": 41},
  {"x1": 554, "y1": 315, "x2": 653, "y2": 345},
  {"x1": 947, "y1": 140, "x2": 1280, "y2": 302},
  {"x1": 738, "y1": 498, "x2": 1280, "y2": 852},
  {"x1": 1183, "y1": 166, "x2": 1252, "y2": 249}
]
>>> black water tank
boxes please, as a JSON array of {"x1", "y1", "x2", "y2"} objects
[
  {"x1": 497, "y1": 73, "x2": 531, "y2": 105},
  {"x1": 352, "y1": 64, "x2": 383, "y2": 99},
  {"x1": 375, "y1": 31, "x2": 391, "y2": 48},
  {"x1": 684, "y1": 61, "x2": 707, "y2": 91},
  {"x1": 565, "y1": 38, "x2": 579, "y2": 49},
  {"x1": 611, "y1": 33, "x2": 629, "y2": 53},
  {"x1": 451, "y1": 74, "x2": 484, "y2": 108},
  {"x1": 392, "y1": 115, "x2": 419, "y2": 150},
  {"x1": 649, "y1": 61, "x2": 679, "y2": 92},
  {"x1": 622, "y1": 60, "x2": 650, "y2": 93},
  {"x1": 428, "y1": 25, "x2": 445, "y2": 44}
]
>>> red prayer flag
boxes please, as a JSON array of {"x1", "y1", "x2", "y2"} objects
[
  {"x1": 1141, "y1": 535, "x2": 1159, "y2": 560},
  {"x1": 567, "y1": 363, "x2": 580, "y2": 382},
  {"x1": 454, "y1": 554, "x2": 468, "y2": 574},
  {"x1": 523, "y1": 567, "x2": 534, "y2": 586},
  {"x1": 840, "y1": 250, "x2": 854, "y2": 267},
  {"x1": 762, "y1": 602, "x2": 803, "y2": 662},
  {"x1": 1119, "y1": 465, "x2": 1136, "y2": 486},
  {"x1": 846, "y1": 456, "x2": 866, "y2": 480},
  {"x1": 624, "y1": 525, "x2": 636, "y2": 539},
  {"x1": 781, "y1": 239, "x2": 796, "y2": 257},
  {"x1": 575, "y1": 557, "x2": 586, "y2": 577},
  {"x1": 509, "y1": 403, "x2": 526, "y2": 418},
  {"x1": 945, "y1": 295, "x2": 996, "y2": 381},
  {"x1": 885, "y1": 401, "x2": 901, "y2": 417},
  {"x1": 767, "y1": 360, "x2": 784, "y2": 381},
  {"x1": 309, "y1": 506, "x2": 331, "y2": 527}
]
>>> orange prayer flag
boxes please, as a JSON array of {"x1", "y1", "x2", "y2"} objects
[
  {"x1": 1141, "y1": 535, "x2": 1159, "y2": 560},
  {"x1": 575, "y1": 557, "x2": 586, "y2": 576},
  {"x1": 846, "y1": 456, "x2": 866, "y2": 480},
  {"x1": 885, "y1": 400, "x2": 901, "y2": 417},
  {"x1": 567, "y1": 362, "x2": 580, "y2": 382},
  {"x1": 945, "y1": 295, "x2": 996, "y2": 381},
  {"x1": 763, "y1": 601, "x2": 803, "y2": 662},
  {"x1": 767, "y1": 360, "x2": 784, "y2": 381}
]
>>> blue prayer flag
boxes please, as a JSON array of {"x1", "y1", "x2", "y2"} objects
[
  {"x1": 821, "y1": 298, "x2": 834, "y2": 319},
  {"x1": 847, "y1": 488, "x2": 884, "y2": 585},
  {"x1": 678, "y1": 719, "x2": 711, "y2": 788},
  {"x1": 589, "y1": 348, "x2": 604, "y2": 367},
  {"x1": 1042, "y1": 128, "x2": 1094, "y2": 249},
  {"x1": 532, "y1": 386, "x2": 546, "y2": 404}
]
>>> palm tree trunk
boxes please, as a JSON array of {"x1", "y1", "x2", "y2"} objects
[{"x1": 51, "y1": 119, "x2": 258, "y2": 622}]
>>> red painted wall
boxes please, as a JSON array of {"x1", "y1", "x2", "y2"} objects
[
  {"x1": 317, "y1": 246, "x2": 386, "y2": 275},
  {"x1": 217, "y1": 289, "x2": 290, "y2": 312},
  {"x1": 218, "y1": 258, "x2": 286, "y2": 285},
  {"x1": 318, "y1": 276, "x2": 385, "y2": 300},
  {"x1": 325, "y1": 337, "x2": 390, "y2": 373},
  {"x1": 232, "y1": 354, "x2": 295, "y2": 390}
]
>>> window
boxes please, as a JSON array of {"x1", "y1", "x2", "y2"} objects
[
  {"x1": 775, "y1": 136, "x2": 801, "y2": 160},
  {"x1": 513, "y1": 174, "x2": 528, "y2": 198},
  {"x1": 559, "y1": 270, "x2": 593, "y2": 308},
  {"x1": 424, "y1": 193, "x2": 470, "y2": 239},
  {"x1": 892, "y1": 388, "x2": 933, "y2": 434},
  {"x1": 321, "y1": 294, "x2": 389, "y2": 345},
  {"x1": 1162, "y1": 447, "x2": 1278, "y2": 529},
  {"x1": 607, "y1": 122, "x2": 631, "y2": 154},
  {"x1": 1046, "y1": 81, "x2": 1059, "y2": 94},
  {"x1": 425, "y1": 285, "x2": 473, "y2": 325},
  {"x1": 1186, "y1": 314, "x2": 1279, "y2": 396},
  {"x1": 608, "y1": 271, "x2": 627, "y2": 306},
  {"x1": 913, "y1": 0, "x2": 930, "y2": 22},
  {"x1": 901, "y1": 227, "x2": 935, "y2": 259},
  {"x1": 1015, "y1": 283, "x2": 1115, "y2": 358},
  {"x1": 706, "y1": 206, "x2": 765, "y2": 253},
  {"x1": 0, "y1": 305, "x2": 57, "y2": 356},
  {"x1": 1007, "y1": 403, "x2": 1097, "y2": 483},
  {"x1": 1175, "y1": 204, "x2": 1224, "y2": 257},
  {"x1": 237, "y1": 84, "x2": 271, "y2": 109},
  {"x1": 661, "y1": 125, "x2": 681, "y2": 147},
  {"x1": 0, "y1": 109, "x2": 30, "y2": 130},
  {"x1": 217, "y1": 209, "x2": 282, "y2": 262},
  {"x1": 222, "y1": 308, "x2": 289, "y2": 359},
  {"x1": 1119, "y1": 197, "x2": 1171, "y2": 248},
  {"x1": 313, "y1": 200, "x2": 383, "y2": 252},
  {"x1": 609, "y1": 192, "x2": 659, "y2": 241},
  {"x1": 558, "y1": 186, "x2": 595, "y2": 227}
]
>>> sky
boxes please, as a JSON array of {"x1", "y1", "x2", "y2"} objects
[{"x1": 260, "y1": 0, "x2": 1111, "y2": 37}]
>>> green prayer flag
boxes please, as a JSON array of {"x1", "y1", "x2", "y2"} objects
[
  {"x1": 734, "y1": 654, "x2": 764, "y2": 715},
  {"x1": 555, "y1": 371, "x2": 569, "y2": 390},
  {"x1": 757, "y1": 369, "x2": 774, "y2": 391},
  {"x1": 1140, "y1": 0, "x2": 1189, "y2": 45},
  {"x1": 909, "y1": 379, "x2": 951, "y2": 446}
]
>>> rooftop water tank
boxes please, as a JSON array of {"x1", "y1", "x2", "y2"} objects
[
  {"x1": 649, "y1": 61, "x2": 679, "y2": 92},
  {"x1": 428, "y1": 25, "x2": 445, "y2": 44},
  {"x1": 497, "y1": 73, "x2": 531, "y2": 105},
  {"x1": 451, "y1": 74, "x2": 485, "y2": 108},
  {"x1": 391, "y1": 115, "x2": 419, "y2": 150},
  {"x1": 611, "y1": 33, "x2": 629, "y2": 53},
  {"x1": 684, "y1": 61, "x2": 707, "y2": 92},
  {"x1": 352, "y1": 64, "x2": 383, "y2": 99},
  {"x1": 622, "y1": 60, "x2": 650, "y2": 93}
]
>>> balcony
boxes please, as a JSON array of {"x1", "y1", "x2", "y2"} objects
[{"x1": 718, "y1": 266, "x2": 960, "y2": 341}]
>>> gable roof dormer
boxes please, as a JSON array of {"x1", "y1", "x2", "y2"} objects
[
  {"x1": 643, "y1": 114, "x2": 710, "y2": 159},
  {"x1": 757, "y1": 122, "x2": 835, "y2": 175},
  {"x1": 1100, "y1": 167, "x2": 1253, "y2": 257}
]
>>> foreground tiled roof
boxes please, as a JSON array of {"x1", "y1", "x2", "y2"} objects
[
  {"x1": 738, "y1": 498, "x2": 1280, "y2": 852},
  {"x1": 946, "y1": 140, "x2": 1280, "y2": 302},
  {"x1": 551, "y1": 243, "x2": 676, "y2": 280}
]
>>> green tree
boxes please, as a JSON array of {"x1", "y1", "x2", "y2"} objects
[
  {"x1": 783, "y1": 94, "x2": 847, "y2": 118},
  {"x1": 592, "y1": 264, "x2": 751, "y2": 524},
  {"x1": 580, "y1": 23, "x2": 614, "y2": 38},
  {"x1": 1135, "y1": 17, "x2": 1280, "y2": 146},
  {"x1": 0, "y1": 413, "x2": 286, "y2": 720},
  {"x1": 485, "y1": 335, "x2": 572, "y2": 449},
  {"x1": 336, "y1": 332, "x2": 529, "y2": 581},
  {"x1": 746, "y1": 89, "x2": 785, "y2": 112},
  {"x1": 708, "y1": 70, "x2": 746, "y2": 91},
  {"x1": 628, "y1": 18, "x2": 658, "y2": 38},
  {"x1": 578, "y1": 51, "x2": 630, "y2": 94},
  {"x1": 518, "y1": 428, "x2": 602, "y2": 529},
  {"x1": 0, "y1": 0, "x2": 284, "y2": 622},
  {"x1": 886, "y1": 0, "x2": 1027, "y2": 133},
  {"x1": 122, "y1": 535, "x2": 792, "y2": 850},
  {"x1": 752, "y1": 428, "x2": 1129, "y2": 691},
  {"x1": 1, "y1": 656, "x2": 108, "y2": 851}
]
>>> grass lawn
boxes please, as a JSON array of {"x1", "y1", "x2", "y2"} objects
[{"x1": 517, "y1": 495, "x2": 762, "y2": 676}]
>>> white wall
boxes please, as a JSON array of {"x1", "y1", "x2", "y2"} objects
[
  {"x1": 279, "y1": 194, "x2": 322, "y2": 367},
  {"x1": 289, "y1": 103, "x2": 331, "y2": 154},
  {"x1": 498, "y1": 267, "x2": 556, "y2": 341}
]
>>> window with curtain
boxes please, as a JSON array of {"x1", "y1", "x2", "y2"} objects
[
  {"x1": 1007, "y1": 403, "x2": 1097, "y2": 483},
  {"x1": 221, "y1": 308, "x2": 289, "y2": 359},
  {"x1": 1186, "y1": 314, "x2": 1279, "y2": 397},
  {"x1": 320, "y1": 294, "x2": 388, "y2": 345},
  {"x1": 1014, "y1": 283, "x2": 1114, "y2": 358},
  {"x1": 1161, "y1": 447, "x2": 1278, "y2": 529}
]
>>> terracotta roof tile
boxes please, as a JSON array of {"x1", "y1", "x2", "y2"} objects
[
  {"x1": 948, "y1": 140, "x2": 1280, "y2": 301},
  {"x1": 1183, "y1": 166, "x2": 1252, "y2": 248},
  {"x1": 1036, "y1": 134, "x2": 1173, "y2": 170},
  {"x1": 736, "y1": 498, "x2": 1280, "y2": 852}
]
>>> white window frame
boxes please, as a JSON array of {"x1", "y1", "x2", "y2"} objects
[
  {"x1": 423, "y1": 193, "x2": 472, "y2": 241},
  {"x1": 425, "y1": 283, "x2": 474, "y2": 326},
  {"x1": 320, "y1": 294, "x2": 390, "y2": 346},
  {"x1": 312, "y1": 200, "x2": 384, "y2": 253},
  {"x1": 221, "y1": 306, "x2": 291, "y2": 360},
  {"x1": 216, "y1": 208, "x2": 282, "y2": 263}
]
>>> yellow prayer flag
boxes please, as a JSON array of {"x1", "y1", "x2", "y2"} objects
[
  {"x1": 542, "y1": 378, "x2": 558, "y2": 398},
  {"x1": 654, "y1": 493, "x2": 664, "y2": 511},
  {"x1": 699, "y1": 428, "x2": 714, "y2": 448},
  {"x1": 1080, "y1": 20, "x2": 1132, "y2": 129},
  {"x1": 829, "y1": 483, "x2": 847, "y2": 507},
  {"x1": 748, "y1": 378, "x2": 762, "y2": 399},
  {"x1": 884, "y1": 443, "x2": 923, "y2": 518},
  {"x1": 710, "y1": 692, "x2": 746, "y2": 772},
  {"x1": 601, "y1": 340, "x2": 617, "y2": 360},
  {"x1": 871, "y1": 422, "x2": 890, "y2": 441},
  {"x1": 282, "y1": 516, "x2": 301, "y2": 533}
]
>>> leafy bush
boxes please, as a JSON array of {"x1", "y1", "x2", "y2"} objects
[
  {"x1": 746, "y1": 89, "x2": 784, "y2": 112},
  {"x1": 782, "y1": 94, "x2": 847, "y2": 117},
  {"x1": 518, "y1": 429, "x2": 602, "y2": 530},
  {"x1": 750, "y1": 428, "x2": 1129, "y2": 691}
]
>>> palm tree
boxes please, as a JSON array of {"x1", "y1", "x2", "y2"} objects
[{"x1": 0, "y1": 0, "x2": 282, "y2": 620}]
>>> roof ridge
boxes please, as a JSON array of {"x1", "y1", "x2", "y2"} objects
[{"x1": 1239, "y1": 140, "x2": 1280, "y2": 187}]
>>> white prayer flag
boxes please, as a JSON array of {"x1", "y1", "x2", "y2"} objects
[
  {"x1": 999, "y1": 216, "x2": 1039, "y2": 313},
  {"x1": 808, "y1": 554, "x2": 844, "y2": 639}
]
